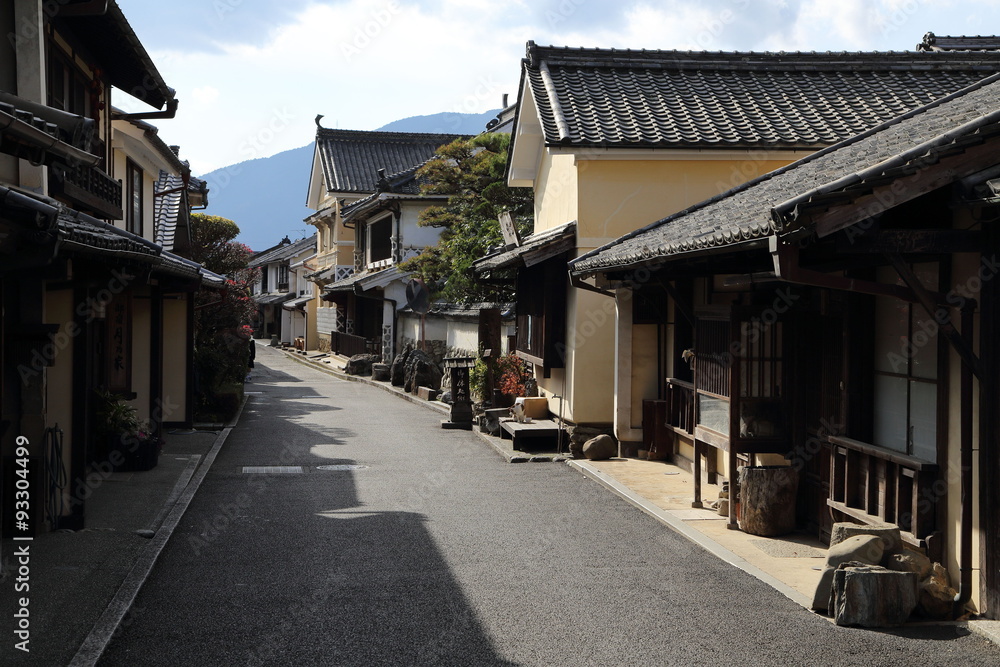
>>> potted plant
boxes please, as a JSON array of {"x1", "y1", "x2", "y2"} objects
[
  {"x1": 494, "y1": 353, "x2": 531, "y2": 408},
  {"x1": 130, "y1": 419, "x2": 163, "y2": 472},
  {"x1": 94, "y1": 390, "x2": 141, "y2": 471}
]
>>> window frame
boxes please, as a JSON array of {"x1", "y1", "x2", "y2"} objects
[{"x1": 125, "y1": 159, "x2": 143, "y2": 237}]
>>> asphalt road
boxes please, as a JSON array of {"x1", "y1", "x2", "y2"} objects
[{"x1": 98, "y1": 346, "x2": 1000, "y2": 666}]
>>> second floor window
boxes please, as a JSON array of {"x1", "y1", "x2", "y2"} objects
[
  {"x1": 126, "y1": 160, "x2": 142, "y2": 236},
  {"x1": 278, "y1": 264, "x2": 289, "y2": 289},
  {"x1": 48, "y1": 51, "x2": 89, "y2": 118},
  {"x1": 368, "y1": 216, "x2": 392, "y2": 265}
]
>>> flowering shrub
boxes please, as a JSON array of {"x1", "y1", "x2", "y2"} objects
[{"x1": 496, "y1": 354, "x2": 531, "y2": 397}]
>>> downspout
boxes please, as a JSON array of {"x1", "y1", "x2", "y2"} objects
[{"x1": 955, "y1": 304, "x2": 975, "y2": 616}]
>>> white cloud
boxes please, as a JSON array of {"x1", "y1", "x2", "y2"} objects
[{"x1": 135, "y1": 0, "x2": 1000, "y2": 174}]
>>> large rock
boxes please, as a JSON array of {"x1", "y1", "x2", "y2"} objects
[
  {"x1": 403, "y1": 349, "x2": 442, "y2": 394},
  {"x1": 830, "y1": 522, "x2": 902, "y2": 555},
  {"x1": 390, "y1": 346, "x2": 414, "y2": 386},
  {"x1": 582, "y1": 434, "x2": 617, "y2": 460},
  {"x1": 830, "y1": 564, "x2": 918, "y2": 627},
  {"x1": 886, "y1": 549, "x2": 932, "y2": 580},
  {"x1": 371, "y1": 363, "x2": 391, "y2": 382},
  {"x1": 811, "y1": 535, "x2": 885, "y2": 612},
  {"x1": 917, "y1": 562, "x2": 958, "y2": 620},
  {"x1": 344, "y1": 354, "x2": 379, "y2": 376}
]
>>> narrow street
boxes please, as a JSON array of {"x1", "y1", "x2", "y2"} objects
[{"x1": 97, "y1": 346, "x2": 1000, "y2": 666}]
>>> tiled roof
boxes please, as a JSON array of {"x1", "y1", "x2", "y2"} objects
[
  {"x1": 315, "y1": 128, "x2": 467, "y2": 194},
  {"x1": 153, "y1": 171, "x2": 185, "y2": 251},
  {"x1": 58, "y1": 210, "x2": 159, "y2": 259},
  {"x1": 250, "y1": 235, "x2": 316, "y2": 267},
  {"x1": 521, "y1": 42, "x2": 1000, "y2": 149},
  {"x1": 570, "y1": 74, "x2": 1000, "y2": 274},
  {"x1": 474, "y1": 221, "x2": 576, "y2": 273}
]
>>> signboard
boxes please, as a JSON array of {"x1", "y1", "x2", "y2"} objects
[
  {"x1": 498, "y1": 210, "x2": 521, "y2": 248},
  {"x1": 107, "y1": 293, "x2": 132, "y2": 393}
]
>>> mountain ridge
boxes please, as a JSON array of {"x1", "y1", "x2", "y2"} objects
[{"x1": 197, "y1": 110, "x2": 501, "y2": 251}]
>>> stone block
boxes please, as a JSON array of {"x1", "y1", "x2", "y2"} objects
[
  {"x1": 371, "y1": 363, "x2": 391, "y2": 382},
  {"x1": 830, "y1": 522, "x2": 902, "y2": 555},
  {"x1": 812, "y1": 535, "x2": 885, "y2": 611},
  {"x1": 738, "y1": 466, "x2": 798, "y2": 537},
  {"x1": 830, "y1": 564, "x2": 917, "y2": 627},
  {"x1": 417, "y1": 386, "x2": 440, "y2": 402},
  {"x1": 582, "y1": 434, "x2": 617, "y2": 460}
]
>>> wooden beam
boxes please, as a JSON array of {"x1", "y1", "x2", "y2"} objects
[
  {"x1": 837, "y1": 230, "x2": 983, "y2": 254},
  {"x1": 809, "y1": 139, "x2": 1000, "y2": 238},
  {"x1": 887, "y1": 253, "x2": 985, "y2": 381}
]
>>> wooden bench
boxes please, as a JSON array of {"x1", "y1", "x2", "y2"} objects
[{"x1": 499, "y1": 418, "x2": 561, "y2": 451}]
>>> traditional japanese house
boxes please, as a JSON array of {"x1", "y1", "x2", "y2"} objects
[
  {"x1": 320, "y1": 165, "x2": 448, "y2": 362},
  {"x1": 569, "y1": 74, "x2": 1000, "y2": 618},
  {"x1": 304, "y1": 126, "x2": 467, "y2": 353},
  {"x1": 1, "y1": 0, "x2": 221, "y2": 532},
  {"x1": 479, "y1": 41, "x2": 1000, "y2": 444}
]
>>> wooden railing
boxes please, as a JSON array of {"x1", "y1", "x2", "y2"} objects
[
  {"x1": 50, "y1": 161, "x2": 123, "y2": 220},
  {"x1": 665, "y1": 378, "x2": 695, "y2": 434},
  {"x1": 330, "y1": 331, "x2": 379, "y2": 359},
  {"x1": 826, "y1": 435, "x2": 939, "y2": 549}
]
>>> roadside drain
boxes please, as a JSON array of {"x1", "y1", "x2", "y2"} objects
[
  {"x1": 242, "y1": 466, "x2": 304, "y2": 474},
  {"x1": 316, "y1": 464, "x2": 368, "y2": 471}
]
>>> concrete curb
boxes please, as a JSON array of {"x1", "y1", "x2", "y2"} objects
[
  {"x1": 67, "y1": 398, "x2": 248, "y2": 666},
  {"x1": 567, "y1": 459, "x2": 813, "y2": 611},
  {"x1": 969, "y1": 620, "x2": 1000, "y2": 647}
]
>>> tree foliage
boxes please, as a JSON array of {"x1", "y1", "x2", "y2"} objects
[
  {"x1": 399, "y1": 133, "x2": 532, "y2": 304},
  {"x1": 188, "y1": 213, "x2": 248, "y2": 275},
  {"x1": 185, "y1": 214, "x2": 259, "y2": 419}
]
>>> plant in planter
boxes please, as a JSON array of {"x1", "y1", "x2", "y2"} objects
[
  {"x1": 94, "y1": 390, "x2": 141, "y2": 470},
  {"x1": 494, "y1": 354, "x2": 532, "y2": 406},
  {"x1": 129, "y1": 419, "x2": 164, "y2": 472}
]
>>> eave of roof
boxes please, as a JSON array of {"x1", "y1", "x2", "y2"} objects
[
  {"x1": 52, "y1": 2, "x2": 174, "y2": 110},
  {"x1": 474, "y1": 220, "x2": 576, "y2": 273}
]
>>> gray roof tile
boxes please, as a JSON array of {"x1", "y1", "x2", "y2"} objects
[
  {"x1": 315, "y1": 129, "x2": 467, "y2": 194},
  {"x1": 522, "y1": 43, "x2": 1000, "y2": 148},
  {"x1": 570, "y1": 74, "x2": 1000, "y2": 274}
]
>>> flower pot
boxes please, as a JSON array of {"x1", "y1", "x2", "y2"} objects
[
  {"x1": 132, "y1": 439, "x2": 159, "y2": 471},
  {"x1": 492, "y1": 389, "x2": 516, "y2": 409}
]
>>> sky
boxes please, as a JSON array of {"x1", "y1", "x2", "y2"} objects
[{"x1": 113, "y1": 0, "x2": 1000, "y2": 176}]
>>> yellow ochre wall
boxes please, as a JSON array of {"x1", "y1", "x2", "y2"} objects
[{"x1": 531, "y1": 152, "x2": 799, "y2": 426}]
